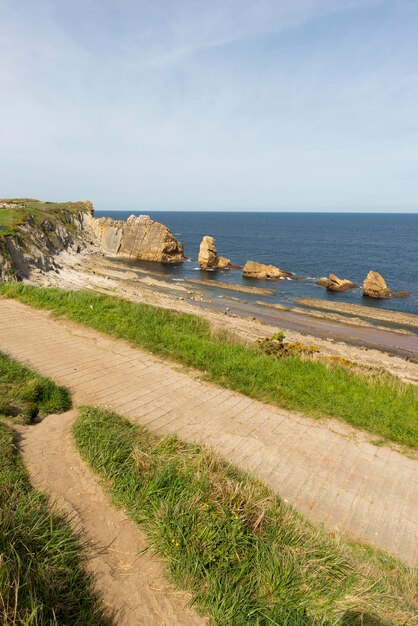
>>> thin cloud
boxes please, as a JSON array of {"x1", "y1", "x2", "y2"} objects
[{"x1": 0, "y1": 0, "x2": 416, "y2": 211}]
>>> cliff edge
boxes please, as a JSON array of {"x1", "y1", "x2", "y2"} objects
[
  {"x1": 0, "y1": 200, "x2": 185, "y2": 282},
  {"x1": 0, "y1": 199, "x2": 95, "y2": 281}
]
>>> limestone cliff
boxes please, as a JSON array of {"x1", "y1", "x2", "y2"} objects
[
  {"x1": 0, "y1": 201, "x2": 186, "y2": 282},
  {"x1": 0, "y1": 199, "x2": 95, "y2": 281},
  {"x1": 89, "y1": 214, "x2": 185, "y2": 263}
]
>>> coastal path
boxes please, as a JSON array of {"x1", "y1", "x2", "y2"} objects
[{"x1": 1, "y1": 299, "x2": 417, "y2": 566}]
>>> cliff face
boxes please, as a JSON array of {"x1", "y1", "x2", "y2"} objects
[
  {"x1": 0, "y1": 201, "x2": 185, "y2": 282},
  {"x1": 0, "y1": 200, "x2": 95, "y2": 281},
  {"x1": 89, "y1": 214, "x2": 185, "y2": 263}
]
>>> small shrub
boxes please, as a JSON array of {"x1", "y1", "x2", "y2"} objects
[
  {"x1": 257, "y1": 335, "x2": 320, "y2": 358},
  {"x1": 271, "y1": 330, "x2": 286, "y2": 343}
]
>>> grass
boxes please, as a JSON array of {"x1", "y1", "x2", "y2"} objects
[
  {"x1": 2, "y1": 284, "x2": 417, "y2": 449},
  {"x1": 0, "y1": 198, "x2": 91, "y2": 237},
  {"x1": 73, "y1": 406, "x2": 418, "y2": 625},
  {"x1": 0, "y1": 353, "x2": 108, "y2": 624},
  {"x1": 0, "y1": 350, "x2": 71, "y2": 423},
  {"x1": 0, "y1": 424, "x2": 109, "y2": 625}
]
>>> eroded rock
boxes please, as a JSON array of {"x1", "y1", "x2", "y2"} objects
[
  {"x1": 363, "y1": 271, "x2": 393, "y2": 299},
  {"x1": 242, "y1": 260, "x2": 292, "y2": 280},
  {"x1": 316, "y1": 277, "x2": 329, "y2": 286},
  {"x1": 198, "y1": 236, "x2": 230, "y2": 270},
  {"x1": 90, "y1": 214, "x2": 185, "y2": 264},
  {"x1": 316, "y1": 273, "x2": 358, "y2": 292},
  {"x1": 217, "y1": 256, "x2": 231, "y2": 269}
]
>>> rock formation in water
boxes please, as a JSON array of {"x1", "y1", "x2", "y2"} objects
[
  {"x1": 198, "y1": 236, "x2": 230, "y2": 270},
  {"x1": 362, "y1": 271, "x2": 393, "y2": 299},
  {"x1": 242, "y1": 260, "x2": 292, "y2": 280},
  {"x1": 89, "y1": 214, "x2": 185, "y2": 263},
  {"x1": 316, "y1": 273, "x2": 358, "y2": 292}
]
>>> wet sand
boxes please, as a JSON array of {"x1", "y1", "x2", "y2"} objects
[
  {"x1": 186, "y1": 278, "x2": 275, "y2": 296},
  {"x1": 255, "y1": 300, "x2": 413, "y2": 335},
  {"x1": 297, "y1": 297, "x2": 418, "y2": 330},
  {"x1": 193, "y1": 297, "x2": 418, "y2": 362}
]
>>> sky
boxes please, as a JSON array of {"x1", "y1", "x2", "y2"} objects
[{"x1": 0, "y1": 0, "x2": 417, "y2": 212}]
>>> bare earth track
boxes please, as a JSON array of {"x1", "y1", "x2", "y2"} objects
[
  {"x1": 1, "y1": 299, "x2": 417, "y2": 568},
  {"x1": 14, "y1": 410, "x2": 206, "y2": 626}
]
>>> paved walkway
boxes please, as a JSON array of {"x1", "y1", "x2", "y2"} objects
[{"x1": 1, "y1": 299, "x2": 417, "y2": 565}]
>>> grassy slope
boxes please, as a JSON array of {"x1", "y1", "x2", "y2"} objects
[
  {"x1": 0, "y1": 198, "x2": 91, "y2": 236},
  {"x1": 2, "y1": 284, "x2": 417, "y2": 449},
  {"x1": 74, "y1": 406, "x2": 418, "y2": 625},
  {"x1": 0, "y1": 357, "x2": 108, "y2": 625},
  {"x1": 0, "y1": 351, "x2": 71, "y2": 423}
]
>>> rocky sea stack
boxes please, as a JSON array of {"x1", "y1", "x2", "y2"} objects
[
  {"x1": 362, "y1": 271, "x2": 393, "y2": 299},
  {"x1": 198, "y1": 236, "x2": 230, "y2": 270}
]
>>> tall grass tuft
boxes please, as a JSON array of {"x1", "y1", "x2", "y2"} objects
[
  {"x1": 0, "y1": 422, "x2": 109, "y2": 625},
  {"x1": 73, "y1": 406, "x2": 418, "y2": 625},
  {"x1": 2, "y1": 284, "x2": 417, "y2": 449}
]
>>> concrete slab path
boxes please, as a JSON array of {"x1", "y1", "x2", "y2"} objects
[{"x1": 1, "y1": 299, "x2": 417, "y2": 565}]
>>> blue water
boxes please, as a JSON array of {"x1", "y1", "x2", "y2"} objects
[{"x1": 95, "y1": 211, "x2": 418, "y2": 315}]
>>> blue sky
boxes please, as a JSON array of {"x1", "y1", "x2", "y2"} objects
[{"x1": 1, "y1": 0, "x2": 417, "y2": 211}]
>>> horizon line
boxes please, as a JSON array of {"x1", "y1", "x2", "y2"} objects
[{"x1": 95, "y1": 209, "x2": 418, "y2": 214}]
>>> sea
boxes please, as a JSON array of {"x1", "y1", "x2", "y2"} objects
[{"x1": 95, "y1": 211, "x2": 418, "y2": 315}]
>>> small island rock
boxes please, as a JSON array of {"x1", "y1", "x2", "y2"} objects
[
  {"x1": 363, "y1": 271, "x2": 393, "y2": 299},
  {"x1": 242, "y1": 260, "x2": 292, "y2": 280},
  {"x1": 198, "y1": 236, "x2": 230, "y2": 270},
  {"x1": 316, "y1": 273, "x2": 358, "y2": 292}
]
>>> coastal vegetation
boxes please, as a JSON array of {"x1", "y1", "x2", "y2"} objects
[
  {"x1": 73, "y1": 406, "x2": 418, "y2": 625},
  {"x1": 0, "y1": 355, "x2": 107, "y2": 625},
  {"x1": 0, "y1": 198, "x2": 92, "y2": 237},
  {"x1": 2, "y1": 284, "x2": 417, "y2": 449},
  {"x1": 0, "y1": 350, "x2": 71, "y2": 422}
]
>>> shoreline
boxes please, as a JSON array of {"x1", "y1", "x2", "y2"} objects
[
  {"x1": 255, "y1": 299, "x2": 413, "y2": 335},
  {"x1": 20, "y1": 252, "x2": 418, "y2": 385},
  {"x1": 297, "y1": 297, "x2": 418, "y2": 330}
]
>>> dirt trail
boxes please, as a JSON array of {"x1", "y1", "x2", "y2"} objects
[{"x1": 14, "y1": 411, "x2": 206, "y2": 626}]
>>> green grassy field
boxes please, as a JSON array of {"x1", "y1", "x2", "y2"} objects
[
  {"x1": 2, "y1": 284, "x2": 417, "y2": 449},
  {"x1": 0, "y1": 198, "x2": 91, "y2": 236},
  {"x1": 73, "y1": 406, "x2": 418, "y2": 625},
  {"x1": 0, "y1": 355, "x2": 108, "y2": 625}
]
